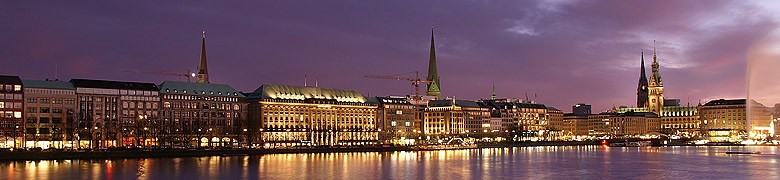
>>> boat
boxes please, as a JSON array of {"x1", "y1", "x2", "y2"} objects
[{"x1": 725, "y1": 151, "x2": 761, "y2": 155}]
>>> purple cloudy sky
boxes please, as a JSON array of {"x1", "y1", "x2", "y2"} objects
[{"x1": 2, "y1": 1, "x2": 779, "y2": 112}]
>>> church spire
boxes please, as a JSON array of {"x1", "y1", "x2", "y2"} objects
[
  {"x1": 426, "y1": 25, "x2": 441, "y2": 99},
  {"x1": 491, "y1": 82, "x2": 496, "y2": 100},
  {"x1": 637, "y1": 51, "x2": 649, "y2": 108},
  {"x1": 197, "y1": 29, "x2": 210, "y2": 83}
]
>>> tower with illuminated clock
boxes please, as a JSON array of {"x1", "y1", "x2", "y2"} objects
[
  {"x1": 637, "y1": 51, "x2": 649, "y2": 108},
  {"x1": 647, "y1": 41, "x2": 664, "y2": 115}
]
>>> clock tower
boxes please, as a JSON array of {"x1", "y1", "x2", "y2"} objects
[
  {"x1": 637, "y1": 51, "x2": 649, "y2": 108},
  {"x1": 648, "y1": 41, "x2": 664, "y2": 115}
]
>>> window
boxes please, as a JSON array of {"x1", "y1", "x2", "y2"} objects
[
  {"x1": 391, "y1": 121, "x2": 397, "y2": 126},
  {"x1": 405, "y1": 122, "x2": 411, "y2": 127},
  {"x1": 52, "y1": 118, "x2": 62, "y2": 123},
  {"x1": 40, "y1": 107, "x2": 50, "y2": 113},
  {"x1": 13, "y1": 85, "x2": 21, "y2": 91},
  {"x1": 53, "y1": 108, "x2": 63, "y2": 113},
  {"x1": 39, "y1": 117, "x2": 50, "y2": 123},
  {"x1": 27, "y1": 97, "x2": 36, "y2": 103}
]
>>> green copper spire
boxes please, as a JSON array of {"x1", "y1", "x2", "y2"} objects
[
  {"x1": 426, "y1": 25, "x2": 441, "y2": 99},
  {"x1": 197, "y1": 29, "x2": 210, "y2": 83}
]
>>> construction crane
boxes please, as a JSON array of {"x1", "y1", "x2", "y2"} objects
[
  {"x1": 365, "y1": 71, "x2": 432, "y2": 136},
  {"x1": 364, "y1": 71, "x2": 432, "y2": 103},
  {"x1": 124, "y1": 69, "x2": 196, "y2": 82}
]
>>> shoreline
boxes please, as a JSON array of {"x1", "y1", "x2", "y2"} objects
[{"x1": 1, "y1": 141, "x2": 771, "y2": 161}]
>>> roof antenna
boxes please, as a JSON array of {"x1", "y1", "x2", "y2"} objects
[
  {"x1": 315, "y1": 75, "x2": 319, "y2": 88},
  {"x1": 304, "y1": 74, "x2": 308, "y2": 87}
]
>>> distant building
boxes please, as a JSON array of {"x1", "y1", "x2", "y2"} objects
[
  {"x1": 21, "y1": 80, "x2": 76, "y2": 149},
  {"x1": 588, "y1": 113, "x2": 612, "y2": 136},
  {"x1": 636, "y1": 52, "x2": 649, "y2": 108},
  {"x1": 0, "y1": 75, "x2": 23, "y2": 148},
  {"x1": 247, "y1": 84, "x2": 378, "y2": 147},
  {"x1": 158, "y1": 81, "x2": 247, "y2": 147},
  {"x1": 573, "y1": 103, "x2": 591, "y2": 116}
]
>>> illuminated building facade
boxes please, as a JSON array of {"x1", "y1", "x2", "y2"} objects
[
  {"x1": 71, "y1": 79, "x2": 159, "y2": 148},
  {"x1": 0, "y1": 75, "x2": 23, "y2": 148},
  {"x1": 21, "y1": 80, "x2": 75, "y2": 149},
  {"x1": 248, "y1": 84, "x2": 378, "y2": 147},
  {"x1": 562, "y1": 114, "x2": 589, "y2": 137},
  {"x1": 588, "y1": 113, "x2": 612, "y2": 136},
  {"x1": 158, "y1": 81, "x2": 247, "y2": 147},
  {"x1": 423, "y1": 100, "x2": 474, "y2": 137},
  {"x1": 608, "y1": 112, "x2": 661, "y2": 136},
  {"x1": 700, "y1": 99, "x2": 746, "y2": 142},
  {"x1": 371, "y1": 96, "x2": 418, "y2": 144},
  {"x1": 647, "y1": 43, "x2": 665, "y2": 115}
]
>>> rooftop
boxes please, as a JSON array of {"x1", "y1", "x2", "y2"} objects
[
  {"x1": 0, "y1": 75, "x2": 22, "y2": 85},
  {"x1": 22, "y1": 80, "x2": 75, "y2": 90},
  {"x1": 71, "y1": 79, "x2": 159, "y2": 91},
  {"x1": 158, "y1": 81, "x2": 244, "y2": 97},
  {"x1": 248, "y1": 84, "x2": 367, "y2": 103}
]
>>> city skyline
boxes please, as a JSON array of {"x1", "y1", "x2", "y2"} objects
[{"x1": 3, "y1": 1, "x2": 780, "y2": 112}]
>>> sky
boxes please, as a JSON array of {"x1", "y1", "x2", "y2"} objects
[{"x1": 2, "y1": 0, "x2": 779, "y2": 112}]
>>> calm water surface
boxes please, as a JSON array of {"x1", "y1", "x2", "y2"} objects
[{"x1": 2, "y1": 146, "x2": 779, "y2": 179}]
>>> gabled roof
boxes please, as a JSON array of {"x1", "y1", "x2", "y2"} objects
[
  {"x1": 159, "y1": 81, "x2": 244, "y2": 97},
  {"x1": 70, "y1": 79, "x2": 159, "y2": 91},
  {"x1": 0, "y1": 75, "x2": 22, "y2": 85},
  {"x1": 22, "y1": 80, "x2": 75, "y2": 90},
  {"x1": 248, "y1": 84, "x2": 367, "y2": 103}
]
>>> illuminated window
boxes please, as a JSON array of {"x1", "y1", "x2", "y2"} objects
[
  {"x1": 14, "y1": 85, "x2": 21, "y2": 91},
  {"x1": 391, "y1": 121, "x2": 397, "y2": 126},
  {"x1": 405, "y1": 122, "x2": 411, "y2": 127}
]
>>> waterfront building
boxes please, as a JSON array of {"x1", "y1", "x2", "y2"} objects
[
  {"x1": 70, "y1": 79, "x2": 160, "y2": 148},
  {"x1": 546, "y1": 107, "x2": 564, "y2": 140},
  {"x1": 700, "y1": 99, "x2": 746, "y2": 142},
  {"x1": 517, "y1": 102, "x2": 548, "y2": 140},
  {"x1": 608, "y1": 112, "x2": 661, "y2": 136},
  {"x1": 423, "y1": 100, "x2": 477, "y2": 138},
  {"x1": 588, "y1": 112, "x2": 612, "y2": 137},
  {"x1": 247, "y1": 84, "x2": 378, "y2": 148},
  {"x1": 158, "y1": 81, "x2": 247, "y2": 147},
  {"x1": 562, "y1": 113, "x2": 589, "y2": 138},
  {"x1": 659, "y1": 105, "x2": 699, "y2": 136},
  {"x1": 21, "y1": 80, "x2": 75, "y2": 149},
  {"x1": 424, "y1": 100, "x2": 465, "y2": 138},
  {"x1": 0, "y1": 75, "x2": 23, "y2": 148},
  {"x1": 371, "y1": 96, "x2": 418, "y2": 144}
]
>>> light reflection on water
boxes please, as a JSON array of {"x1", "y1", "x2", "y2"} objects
[{"x1": 2, "y1": 146, "x2": 779, "y2": 180}]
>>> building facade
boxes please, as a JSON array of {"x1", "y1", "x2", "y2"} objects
[
  {"x1": 158, "y1": 81, "x2": 247, "y2": 147},
  {"x1": 700, "y1": 99, "x2": 746, "y2": 142},
  {"x1": 248, "y1": 84, "x2": 378, "y2": 148},
  {"x1": 0, "y1": 75, "x2": 23, "y2": 148},
  {"x1": 70, "y1": 79, "x2": 160, "y2": 148},
  {"x1": 372, "y1": 96, "x2": 418, "y2": 144},
  {"x1": 608, "y1": 112, "x2": 661, "y2": 136},
  {"x1": 423, "y1": 100, "x2": 472, "y2": 138},
  {"x1": 22, "y1": 80, "x2": 76, "y2": 149}
]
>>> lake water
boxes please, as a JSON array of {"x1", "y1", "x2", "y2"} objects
[{"x1": 2, "y1": 146, "x2": 779, "y2": 179}]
